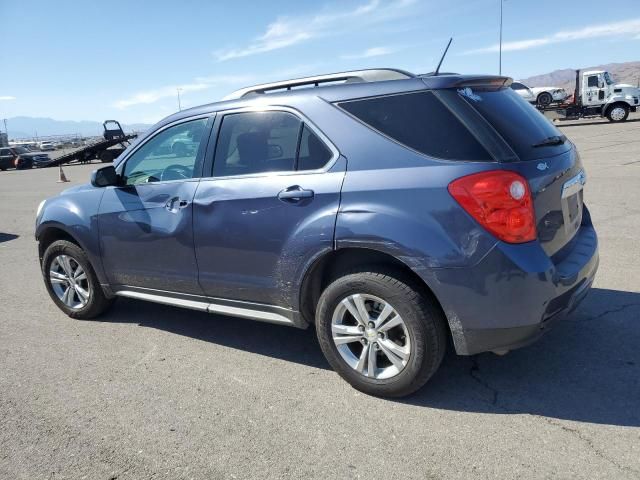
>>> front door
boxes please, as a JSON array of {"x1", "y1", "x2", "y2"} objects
[
  {"x1": 98, "y1": 116, "x2": 211, "y2": 294},
  {"x1": 583, "y1": 73, "x2": 604, "y2": 106},
  {"x1": 193, "y1": 109, "x2": 345, "y2": 308}
]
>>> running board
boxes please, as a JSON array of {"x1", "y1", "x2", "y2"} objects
[{"x1": 115, "y1": 290, "x2": 295, "y2": 326}]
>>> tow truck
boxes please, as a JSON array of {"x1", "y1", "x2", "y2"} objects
[
  {"x1": 45, "y1": 120, "x2": 138, "y2": 168},
  {"x1": 541, "y1": 69, "x2": 640, "y2": 122}
]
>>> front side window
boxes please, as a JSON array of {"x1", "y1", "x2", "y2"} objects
[
  {"x1": 587, "y1": 75, "x2": 599, "y2": 88},
  {"x1": 511, "y1": 82, "x2": 525, "y2": 90},
  {"x1": 122, "y1": 118, "x2": 208, "y2": 185},
  {"x1": 604, "y1": 72, "x2": 615, "y2": 85},
  {"x1": 213, "y1": 111, "x2": 333, "y2": 177}
]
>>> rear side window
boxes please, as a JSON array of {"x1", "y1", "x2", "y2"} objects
[
  {"x1": 298, "y1": 125, "x2": 333, "y2": 170},
  {"x1": 457, "y1": 87, "x2": 571, "y2": 161},
  {"x1": 213, "y1": 111, "x2": 333, "y2": 177},
  {"x1": 338, "y1": 91, "x2": 492, "y2": 161}
]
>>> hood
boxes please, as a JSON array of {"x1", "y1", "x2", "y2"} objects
[
  {"x1": 59, "y1": 183, "x2": 95, "y2": 196},
  {"x1": 613, "y1": 83, "x2": 640, "y2": 92},
  {"x1": 21, "y1": 152, "x2": 50, "y2": 158}
]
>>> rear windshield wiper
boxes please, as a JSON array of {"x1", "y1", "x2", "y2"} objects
[{"x1": 532, "y1": 135, "x2": 566, "y2": 148}]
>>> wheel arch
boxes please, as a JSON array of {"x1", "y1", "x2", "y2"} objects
[
  {"x1": 298, "y1": 246, "x2": 450, "y2": 334},
  {"x1": 604, "y1": 100, "x2": 630, "y2": 112},
  {"x1": 37, "y1": 223, "x2": 84, "y2": 260}
]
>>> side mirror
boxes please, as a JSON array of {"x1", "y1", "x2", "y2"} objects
[
  {"x1": 598, "y1": 81, "x2": 605, "y2": 88},
  {"x1": 91, "y1": 165, "x2": 119, "y2": 187}
]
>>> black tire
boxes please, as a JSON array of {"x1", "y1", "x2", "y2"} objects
[
  {"x1": 537, "y1": 91, "x2": 553, "y2": 107},
  {"x1": 606, "y1": 103, "x2": 629, "y2": 122},
  {"x1": 316, "y1": 270, "x2": 447, "y2": 397},
  {"x1": 41, "y1": 240, "x2": 113, "y2": 319},
  {"x1": 99, "y1": 150, "x2": 115, "y2": 163}
]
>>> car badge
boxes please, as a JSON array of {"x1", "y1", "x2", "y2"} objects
[{"x1": 537, "y1": 162, "x2": 549, "y2": 171}]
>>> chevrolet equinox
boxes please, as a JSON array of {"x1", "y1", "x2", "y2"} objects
[{"x1": 36, "y1": 69, "x2": 598, "y2": 397}]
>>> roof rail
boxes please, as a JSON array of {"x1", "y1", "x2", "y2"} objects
[{"x1": 222, "y1": 68, "x2": 416, "y2": 100}]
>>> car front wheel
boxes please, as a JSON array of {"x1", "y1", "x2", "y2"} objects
[
  {"x1": 41, "y1": 240, "x2": 113, "y2": 319},
  {"x1": 315, "y1": 270, "x2": 447, "y2": 397}
]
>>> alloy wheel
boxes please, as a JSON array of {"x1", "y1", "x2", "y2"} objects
[
  {"x1": 49, "y1": 254, "x2": 90, "y2": 309},
  {"x1": 331, "y1": 293, "x2": 411, "y2": 380}
]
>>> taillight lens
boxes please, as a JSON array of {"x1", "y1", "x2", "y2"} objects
[{"x1": 448, "y1": 170, "x2": 537, "y2": 243}]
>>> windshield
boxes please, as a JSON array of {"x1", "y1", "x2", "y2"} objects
[
  {"x1": 455, "y1": 87, "x2": 571, "y2": 161},
  {"x1": 13, "y1": 147, "x2": 29, "y2": 154},
  {"x1": 604, "y1": 72, "x2": 615, "y2": 85}
]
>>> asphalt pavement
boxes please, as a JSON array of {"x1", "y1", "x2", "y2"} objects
[{"x1": 1, "y1": 115, "x2": 639, "y2": 479}]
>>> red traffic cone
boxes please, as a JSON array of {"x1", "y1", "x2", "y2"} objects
[{"x1": 57, "y1": 165, "x2": 70, "y2": 183}]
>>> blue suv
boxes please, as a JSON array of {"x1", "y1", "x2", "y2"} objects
[{"x1": 36, "y1": 69, "x2": 598, "y2": 397}]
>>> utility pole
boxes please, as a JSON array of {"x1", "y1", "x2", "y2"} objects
[
  {"x1": 177, "y1": 88, "x2": 183, "y2": 111},
  {"x1": 499, "y1": 0, "x2": 503, "y2": 75}
]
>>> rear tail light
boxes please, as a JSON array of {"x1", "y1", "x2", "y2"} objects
[{"x1": 448, "y1": 170, "x2": 536, "y2": 243}]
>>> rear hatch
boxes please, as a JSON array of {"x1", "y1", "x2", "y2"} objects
[{"x1": 447, "y1": 84, "x2": 585, "y2": 257}]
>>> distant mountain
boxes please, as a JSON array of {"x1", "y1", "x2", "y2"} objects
[
  {"x1": 519, "y1": 61, "x2": 640, "y2": 92},
  {"x1": 4, "y1": 116, "x2": 152, "y2": 140}
]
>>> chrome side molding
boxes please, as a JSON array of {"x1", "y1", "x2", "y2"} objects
[{"x1": 114, "y1": 290, "x2": 295, "y2": 326}]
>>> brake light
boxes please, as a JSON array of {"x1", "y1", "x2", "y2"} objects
[{"x1": 448, "y1": 170, "x2": 536, "y2": 243}]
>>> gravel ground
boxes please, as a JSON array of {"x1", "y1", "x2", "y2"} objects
[{"x1": 1, "y1": 115, "x2": 639, "y2": 479}]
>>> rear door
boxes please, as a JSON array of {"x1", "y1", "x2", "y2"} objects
[{"x1": 193, "y1": 108, "x2": 345, "y2": 307}]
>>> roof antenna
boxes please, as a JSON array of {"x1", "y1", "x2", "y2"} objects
[{"x1": 434, "y1": 37, "x2": 453, "y2": 76}]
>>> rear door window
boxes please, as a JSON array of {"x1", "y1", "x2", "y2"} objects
[
  {"x1": 337, "y1": 91, "x2": 492, "y2": 161},
  {"x1": 213, "y1": 111, "x2": 334, "y2": 177}
]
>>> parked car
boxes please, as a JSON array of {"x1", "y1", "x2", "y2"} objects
[
  {"x1": 36, "y1": 69, "x2": 598, "y2": 397},
  {"x1": 0, "y1": 146, "x2": 50, "y2": 170},
  {"x1": 39, "y1": 141, "x2": 56, "y2": 151},
  {"x1": 529, "y1": 86, "x2": 569, "y2": 106},
  {"x1": 512, "y1": 82, "x2": 568, "y2": 107},
  {"x1": 510, "y1": 81, "x2": 535, "y2": 102}
]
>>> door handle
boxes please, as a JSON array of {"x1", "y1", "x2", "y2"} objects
[
  {"x1": 165, "y1": 197, "x2": 190, "y2": 211},
  {"x1": 277, "y1": 186, "x2": 314, "y2": 202}
]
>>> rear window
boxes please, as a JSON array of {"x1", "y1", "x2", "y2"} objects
[
  {"x1": 458, "y1": 87, "x2": 571, "y2": 161},
  {"x1": 338, "y1": 91, "x2": 492, "y2": 161}
]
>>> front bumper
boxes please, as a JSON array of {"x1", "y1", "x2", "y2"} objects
[{"x1": 433, "y1": 222, "x2": 599, "y2": 355}]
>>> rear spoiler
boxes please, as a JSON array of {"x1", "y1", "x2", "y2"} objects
[
  {"x1": 452, "y1": 76, "x2": 512, "y2": 90},
  {"x1": 420, "y1": 75, "x2": 512, "y2": 91}
]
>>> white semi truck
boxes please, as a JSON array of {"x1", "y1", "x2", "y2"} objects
[{"x1": 543, "y1": 69, "x2": 640, "y2": 122}]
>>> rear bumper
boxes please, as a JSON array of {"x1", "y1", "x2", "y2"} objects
[{"x1": 432, "y1": 221, "x2": 599, "y2": 355}]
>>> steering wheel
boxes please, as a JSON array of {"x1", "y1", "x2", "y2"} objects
[{"x1": 160, "y1": 164, "x2": 192, "y2": 181}]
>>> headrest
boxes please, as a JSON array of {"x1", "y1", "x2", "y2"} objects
[{"x1": 237, "y1": 131, "x2": 268, "y2": 165}]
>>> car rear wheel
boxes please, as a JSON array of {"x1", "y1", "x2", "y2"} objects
[
  {"x1": 42, "y1": 240, "x2": 113, "y2": 319},
  {"x1": 537, "y1": 92, "x2": 553, "y2": 107},
  {"x1": 607, "y1": 104, "x2": 629, "y2": 122},
  {"x1": 315, "y1": 270, "x2": 447, "y2": 397}
]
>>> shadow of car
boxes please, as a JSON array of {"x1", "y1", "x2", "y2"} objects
[{"x1": 91, "y1": 287, "x2": 639, "y2": 426}]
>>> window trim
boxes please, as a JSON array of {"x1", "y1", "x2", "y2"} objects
[
  {"x1": 205, "y1": 105, "x2": 339, "y2": 180},
  {"x1": 115, "y1": 114, "x2": 214, "y2": 185}
]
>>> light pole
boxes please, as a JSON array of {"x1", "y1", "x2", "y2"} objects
[
  {"x1": 177, "y1": 88, "x2": 183, "y2": 111},
  {"x1": 499, "y1": 0, "x2": 504, "y2": 75}
]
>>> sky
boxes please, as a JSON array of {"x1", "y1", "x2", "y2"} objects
[{"x1": 1, "y1": 0, "x2": 640, "y2": 125}]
